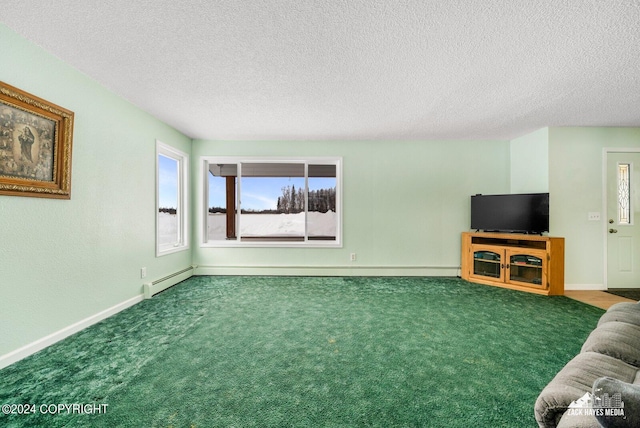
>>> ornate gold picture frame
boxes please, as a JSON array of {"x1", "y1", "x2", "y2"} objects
[{"x1": 0, "y1": 81, "x2": 74, "y2": 199}]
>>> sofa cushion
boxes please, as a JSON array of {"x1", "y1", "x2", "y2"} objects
[
  {"x1": 556, "y1": 410, "x2": 601, "y2": 428},
  {"x1": 581, "y1": 321, "x2": 640, "y2": 367},
  {"x1": 593, "y1": 377, "x2": 640, "y2": 428},
  {"x1": 535, "y1": 352, "x2": 638, "y2": 428},
  {"x1": 598, "y1": 302, "x2": 640, "y2": 328}
]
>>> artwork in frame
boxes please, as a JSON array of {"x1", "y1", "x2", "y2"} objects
[{"x1": 0, "y1": 81, "x2": 74, "y2": 199}]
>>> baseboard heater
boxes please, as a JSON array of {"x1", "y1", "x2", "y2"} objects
[{"x1": 143, "y1": 265, "x2": 196, "y2": 299}]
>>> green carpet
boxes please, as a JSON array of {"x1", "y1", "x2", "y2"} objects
[{"x1": 0, "y1": 276, "x2": 604, "y2": 427}]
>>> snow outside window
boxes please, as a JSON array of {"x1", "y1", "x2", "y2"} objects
[
  {"x1": 203, "y1": 157, "x2": 341, "y2": 247},
  {"x1": 156, "y1": 141, "x2": 189, "y2": 256}
]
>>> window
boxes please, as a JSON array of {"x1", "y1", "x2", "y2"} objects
[
  {"x1": 156, "y1": 141, "x2": 189, "y2": 256},
  {"x1": 618, "y1": 163, "x2": 632, "y2": 225},
  {"x1": 203, "y1": 157, "x2": 341, "y2": 247}
]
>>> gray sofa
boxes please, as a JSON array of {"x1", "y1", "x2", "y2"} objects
[{"x1": 535, "y1": 301, "x2": 640, "y2": 427}]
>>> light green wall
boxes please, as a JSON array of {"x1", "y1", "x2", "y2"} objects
[
  {"x1": 0, "y1": 24, "x2": 192, "y2": 358},
  {"x1": 549, "y1": 127, "x2": 640, "y2": 287},
  {"x1": 191, "y1": 139, "x2": 510, "y2": 275},
  {"x1": 510, "y1": 128, "x2": 549, "y2": 193}
]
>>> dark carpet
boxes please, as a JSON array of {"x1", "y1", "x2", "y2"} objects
[
  {"x1": 0, "y1": 276, "x2": 604, "y2": 427},
  {"x1": 605, "y1": 288, "x2": 640, "y2": 301}
]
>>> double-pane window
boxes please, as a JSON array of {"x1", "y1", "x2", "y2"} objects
[{"x1": 204, "y1": 157, "x2": 341, "y2": 247}]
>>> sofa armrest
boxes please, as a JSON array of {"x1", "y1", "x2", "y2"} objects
[{"x1": 535, "y1": 353, "x2": 638, "y2": 428}]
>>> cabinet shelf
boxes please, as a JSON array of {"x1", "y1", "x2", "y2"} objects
[
  {"x1": 461, "y1": 232, "x2": 564, "y2": 296},
  {"x1": 474, "y1": 259, "x2": 501, "y2": 264}
]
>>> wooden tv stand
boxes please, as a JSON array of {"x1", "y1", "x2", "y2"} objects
[{"x1": 461, "y1": 232, "x2": 564, "y2": 295}]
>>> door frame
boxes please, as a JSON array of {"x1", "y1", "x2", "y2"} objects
[{"x1": 602, "y1": 147, "x2": 640, "y2": 289}]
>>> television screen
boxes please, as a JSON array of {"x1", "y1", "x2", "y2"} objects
[{"x1": 470, "y1": 193, "x2": 549, "y2": 234}]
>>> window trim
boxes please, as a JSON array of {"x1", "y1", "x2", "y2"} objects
[
  {"x1": 156, "y1": 140, "x2": 190, "y2": 256},
  {"x1": 201, "y1": 156, "x2": 342, "y2": 248}
]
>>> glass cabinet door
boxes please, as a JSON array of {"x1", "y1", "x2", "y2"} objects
[
  {"x1": 507, "y1": 250, "x2": 547, "y2": 289},
  {"x1": 472, "y1": 246, "x2": 504, "y2": 281}
]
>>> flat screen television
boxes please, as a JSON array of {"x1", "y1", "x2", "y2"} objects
[{"x1": 470, "y1": 193, "x2": 549, "y2": 234}]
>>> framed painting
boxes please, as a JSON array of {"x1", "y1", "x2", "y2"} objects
[{"x1": 0, "y1": 81, "x2": 74, "y2": 199}]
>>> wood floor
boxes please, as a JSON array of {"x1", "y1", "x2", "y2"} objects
[{"x1": 564, "y1": 290, "x2": 637, "y2": 310}]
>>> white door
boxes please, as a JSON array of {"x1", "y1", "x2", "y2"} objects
[{"x1": 606, "y1": 152, "x2": 640, "y2": 288}]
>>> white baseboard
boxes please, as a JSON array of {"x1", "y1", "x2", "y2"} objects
[
  {"x1": 564, "y1": 283, "x2": 606, "y2": 291},
  {"x1": 195, "y1": 265, "x2": 460, "y2": 277},
  {"x1": 0, "y1": 294, "x2": 144, "y2": 370}
]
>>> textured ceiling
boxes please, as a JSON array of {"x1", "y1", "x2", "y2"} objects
[{"x1": 2, "y1": 1, "x2": 640, "y2": 141}]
